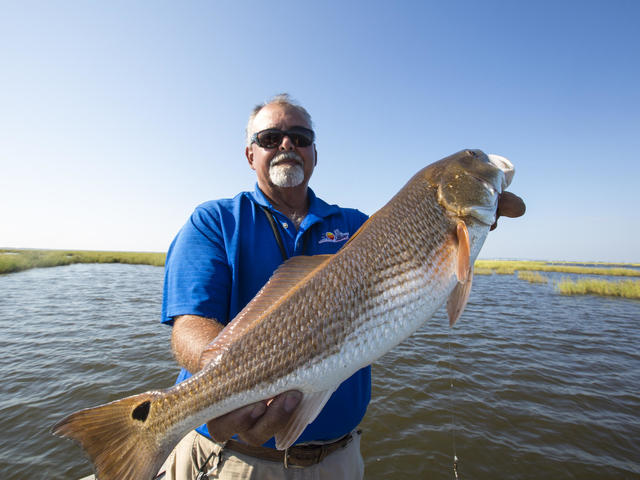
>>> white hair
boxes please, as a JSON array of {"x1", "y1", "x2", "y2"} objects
[{"x1": 245, "y1": 93, "x2": 314, "y2": 146}]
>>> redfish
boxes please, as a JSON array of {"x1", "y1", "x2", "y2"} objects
[{"x1": 53, "y1": 149, "x2": 514, "y2": 480}]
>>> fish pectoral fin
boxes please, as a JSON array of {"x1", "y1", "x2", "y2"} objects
[
  {"x1": 274, "y1": 388, "x2": 336, "y2": 450},
  {"x1": 200, "y1": 255, "x2": 334, "y2": 368},
  {"x1": 447, "y1": 220, "x2": 472, "y2": 326},
  {"x1": 447, "y1": 267, "x2": 473, "y2": 326},
  {"x1": 455, "y1": 221, "x2": 470, "y2": 283}
]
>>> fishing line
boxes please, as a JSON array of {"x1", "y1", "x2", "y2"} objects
[{"x1": 448, "y1": 329, "x2": 461, "y2": 479}]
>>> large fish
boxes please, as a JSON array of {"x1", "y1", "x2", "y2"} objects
[{"x1": 53, "y1": 149, "x2": 514, "y2": 480}]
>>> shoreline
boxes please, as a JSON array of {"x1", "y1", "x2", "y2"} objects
[
  {"x1": 0, "y1": 248, "x2": 165, "y2": 275},
  {"x1": 2, "y1": 249, "x2": 638, "y2": 299}
]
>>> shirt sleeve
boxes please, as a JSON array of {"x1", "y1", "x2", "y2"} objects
[{"x1": 161, "y1": 205, "x2": 231, "y2": 326}]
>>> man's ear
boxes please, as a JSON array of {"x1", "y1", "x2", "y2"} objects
[
  {"x1": 246, "y1": 146, "x2": 256, "y2": 170},
  {"x1": 314, "y1": 145, "x2": 318, "y2": 166}
]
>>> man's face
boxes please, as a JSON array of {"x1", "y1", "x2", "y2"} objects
[{"x1": 246, "y1": 104, "x2": 317, "y2": 193}]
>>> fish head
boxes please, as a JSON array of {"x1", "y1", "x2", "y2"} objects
[{"x1": 435, "y1": 149, "x2": 514, "y2": 227}]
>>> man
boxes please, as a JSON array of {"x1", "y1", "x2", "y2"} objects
[{"x1": 160, "y1": 94, "x2": 525, "y2": 479}]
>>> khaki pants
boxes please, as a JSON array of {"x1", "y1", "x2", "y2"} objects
[{"x1": 159, "y1": 430, "x2": 364, "y2": 480}]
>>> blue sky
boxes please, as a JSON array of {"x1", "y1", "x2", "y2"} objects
[{"x1": 1, "y1": 1, "x2": 638, "y2": 262}]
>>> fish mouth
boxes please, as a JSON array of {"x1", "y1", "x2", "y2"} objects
[
  {"x1": 464, "y1": 154, "x2": 514, "y2": 225},
  {"x1": 437, "y1": 151, "x2": 515, "y2": 226}
]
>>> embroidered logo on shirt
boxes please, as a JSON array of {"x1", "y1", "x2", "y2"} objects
[{"x1": 319, "y1": 229, "x2": 350, "y2": 243}]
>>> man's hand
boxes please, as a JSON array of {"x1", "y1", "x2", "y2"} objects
[
  {"x1": 491, "y1": 191, "x2": 526, "y2": 230},
  {"x1": 206, "y1": 390, "x2": 302, "y2": 446}
]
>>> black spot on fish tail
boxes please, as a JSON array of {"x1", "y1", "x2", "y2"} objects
[
  {"x1": 132, "y1": 400, "x2": 151, "y2": 422},
  {"x1": 52, "y1": 392, "x2": 171, "y2": 479}
]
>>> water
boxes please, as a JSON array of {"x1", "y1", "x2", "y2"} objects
[{"x1": 0, "y1": 264, "x2": 638, "y2": 479}]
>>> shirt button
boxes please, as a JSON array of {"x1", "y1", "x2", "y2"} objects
[{"x1": 282, "y1": 222, "x2": 288, "y2": 229}]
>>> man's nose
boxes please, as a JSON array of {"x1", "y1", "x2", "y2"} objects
[{"x1": 279, "y1": 134, "x2": 296, "y2": 151}]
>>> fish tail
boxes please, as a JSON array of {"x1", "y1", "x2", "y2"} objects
[{"x1": 52, "y1": 391, "x2": 171, "y2": 480}]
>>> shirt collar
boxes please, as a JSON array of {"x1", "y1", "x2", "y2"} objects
[
  {"x1": 249, "y1": 183, "x2": 340, "y2": 222},
  {"x1": 250, "y1": 183, "x2": 273, "y2": 208}
]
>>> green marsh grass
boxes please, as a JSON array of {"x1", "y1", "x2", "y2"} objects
[
  {"x1": 556, "y1": 278, "x2": 640, "y2": 299},
  {"x1": 473, "y1": 267, "x2": 494, "y2": 275},
  {"x1": 0, "y1": 249, "x2": 165, "y2": 274},
  {"x1": 474, "y1": 260, "x2": 639, "y2": 277},
  {"x1": 474, "y1": 260, "x2": 546, "y2": 275},
  {"x1": 517, "y1": 271, "x2": 548, "y2": 283},
  {"x1": 548, "y1": 260, "x2": 640, "y2": 268}
]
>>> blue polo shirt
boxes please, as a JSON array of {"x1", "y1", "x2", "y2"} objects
[{"x1": 162, "y1": 185, "x2": 371, "y2": 447}]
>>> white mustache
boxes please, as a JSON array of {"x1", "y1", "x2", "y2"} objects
[{"x1": 271, "y1": 151, "x2": 304, "y2": 167}]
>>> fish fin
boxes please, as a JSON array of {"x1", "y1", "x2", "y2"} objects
[
  {"x1": 455, "y1": 221, "x2": 470, "y2": 283},
  {"x1": 274, "y1": 388, "x2": 336, "y2": 450},
  {"x1": 447, "y1": 267, "x2": 473, "y2": 326},
  {"x1": 201, "y1": 255, "x2": 333, "y2": 367},
  {"x1": 447, "y1": 221, "x2": 473, "y2": 326},
  {"x1": 52, "y1": 391, "x2": 174, "y2": 480}
]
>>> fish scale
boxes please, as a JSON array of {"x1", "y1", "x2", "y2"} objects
[{"x1": 52, "y1": 149, "x2": 514, "y2": 480}]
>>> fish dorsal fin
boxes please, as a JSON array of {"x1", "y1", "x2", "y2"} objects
[
  {"x1": 447, "y1": 221, "x2": 473, "y2": 326},
  {"x1": 248, "y1": 255, "x2": 333, "y2": 316},
  {"x1": 200, "y1": 255, "x2": 333, "y2": 368},
  {"x1": 274, "y1": 388, "x2": 337, "y2": 450}
]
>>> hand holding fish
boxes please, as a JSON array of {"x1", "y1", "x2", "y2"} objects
[{"x1": 205, "y1": 390, "x2": 302, "y2": 445}]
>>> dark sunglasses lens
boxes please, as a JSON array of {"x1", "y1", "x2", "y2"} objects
[
  {"x1": 288, "y1": 128, "x2": 314, "y2": 147},
  {"x1": 289, "y1": 133, "x2": 312, "y2": 147},
  {"x1": 255, "y1": 128, "x2": 314, "y2": 148},
  {"x1": 257, "y1": 131, "x2": 284, "y2": 148}
]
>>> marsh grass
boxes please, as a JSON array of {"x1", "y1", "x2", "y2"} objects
[
  {"x1": 473, "y1": 267, "x2": 494, "y2": 275},
  {"x1": 474, "y1": 260, "x2": 639, "y2": 277},
  {"x1": 517, "y1": 271, "x2": 548, "y2": 283},
  {"x1": 474, "y1": 260, "x2": 546, "y2": 275},
  {"x1": 556, "y1": 278, "x2": 640, "y2": 299},
  {"x1": 536, "y1": 265, "x2": 639, "y2": 276},
  {"x1": 0, "y1": 249, "x2": 165, "y2": 274},
  {"x1": 549, "y1": 260, "x2": 640, "y2": 268}
]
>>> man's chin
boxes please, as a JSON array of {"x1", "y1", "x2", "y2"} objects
[{"x1": 269, "y1": 165, "x2": 305, "y2": 188}]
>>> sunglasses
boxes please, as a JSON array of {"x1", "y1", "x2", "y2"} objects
[{"x1": 251, "y1": 127, "x2": 315, "y2": 149}]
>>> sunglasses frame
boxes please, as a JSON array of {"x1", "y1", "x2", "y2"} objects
[{"x1": 251, "y1": 127, "x2": 315, "y2": 149}]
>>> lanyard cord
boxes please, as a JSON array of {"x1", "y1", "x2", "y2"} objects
[
  {"x1": 260, "y1": 205, "x2": 289, "y2": 261},
  {"x1": 259, "y1": 205, "x2": 310, "y2": 260}
]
